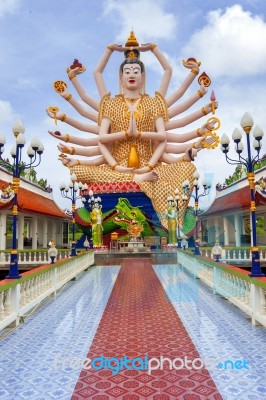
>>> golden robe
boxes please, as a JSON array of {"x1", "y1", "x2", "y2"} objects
[{"x1": 72, "y1": 92, "x2": 196, "y2": 218}]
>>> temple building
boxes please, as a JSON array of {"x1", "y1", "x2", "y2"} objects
[
  {"x1": 200, "y1": 166, "x2": 266, "y2": 246},
  {"x1": 0, "y1": 166, "x2": 70, "y2": 250}
]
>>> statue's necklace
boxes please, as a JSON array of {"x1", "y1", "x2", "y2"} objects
[{"x1": 125, "y1": 97, "x2": 141, "y2": 104}]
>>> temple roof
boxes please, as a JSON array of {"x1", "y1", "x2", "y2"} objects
[
  {"x1": 0, "y1": 179, "x2": 67, "y2": 219},
  {"x1": 202, "y1": 185, "x2": 266, "y2": 216}
]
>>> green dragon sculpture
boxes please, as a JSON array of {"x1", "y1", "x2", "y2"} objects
[{"x1": 75, "y1": 197, "x2": 196, "y2": 241}]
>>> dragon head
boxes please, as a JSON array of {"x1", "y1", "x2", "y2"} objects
[{"x1": 115, "y1": 198, "x2": 146, "y2": 224}]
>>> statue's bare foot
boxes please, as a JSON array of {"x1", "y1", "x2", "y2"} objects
[{"x1": 134, "y1": 171, "x2": 159, "y2": 182}]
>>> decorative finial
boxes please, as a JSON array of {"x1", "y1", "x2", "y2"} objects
[
  {"x1": 125, "y1": 30, "x2": 139, "y2": 47},
  {"x1": 124, "y1": 31, "x2": 140, "y2": 60}
]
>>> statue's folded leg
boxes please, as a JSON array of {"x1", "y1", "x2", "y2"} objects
[
  {"x1": 139, "y1": 162, "x2": 196, "y2": 224},
  {"x1": 71, "y1": 165, "x2": 134, "y2": 184}
]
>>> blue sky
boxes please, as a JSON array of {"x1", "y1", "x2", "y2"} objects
[{"x1": 0, "y1": 0, "x2": 266, "y2": 210}]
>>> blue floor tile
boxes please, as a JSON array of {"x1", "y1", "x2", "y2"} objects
[
  {"x1": 154, "y1": 264, "x2": 266, "y2": 400},
  {"x1": 0, "y1": 266, "x2": 120, "y2": 400}
]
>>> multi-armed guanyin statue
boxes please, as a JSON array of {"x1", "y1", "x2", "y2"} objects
[{"x1": 47, "y1": 31, "x2": 220, "y2": 220}]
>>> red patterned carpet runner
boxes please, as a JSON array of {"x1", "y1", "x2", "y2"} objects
[{"x1": 71, "y1": 259, "x2": 222, "y2": 400}]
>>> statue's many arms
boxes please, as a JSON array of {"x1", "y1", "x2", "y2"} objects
[{"x1": 47, "y1": 31, "x2": 219, "y2": 219}]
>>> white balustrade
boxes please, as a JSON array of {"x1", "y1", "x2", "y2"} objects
[
  {"x1": 0, "y1": 250, "x2": 71, "y2": 266},
  {"x1": 177, "y1": 250, "x2": 266, "y2": 327},
  {"x1": 0, "y1": 251, "x2": 94, "y2": 332},
  {"x1": 259, "y1": 288, "x2": 266, "y2": 314},
  {"x1": 0, "y1": 292, "x2": 5, "y2": 320},
  {"x1": 199, "y1": 247, "x2": 266, "y2": 264}
]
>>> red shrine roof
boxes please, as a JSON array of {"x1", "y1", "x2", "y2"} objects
[
  {"x1": 203, "y1": 185, "x2": 266, "y2": 216},
  {"x1": 0, "y1": 179, "x2": 67, "y2": 219}
]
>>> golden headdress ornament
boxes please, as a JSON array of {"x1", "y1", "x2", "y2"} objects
[
  {"x1": 124, "y1": 30, "x2": 140, "y2": 60},
  {"x1": 125, "y1": 30, "x2": 139, "y2": 47}
]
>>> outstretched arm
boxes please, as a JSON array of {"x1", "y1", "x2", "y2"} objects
[
  {"x1": 168, "y1": 84, "x2": 207, "y2": 119},
  {"x1": 60, "y1": 155, "x2": 106, "y2": 168},
  {"x1": 49, "y1": 131, "x2": 98, "y2": 146},
  {"x1": 166, "y1": 118, "x2": 218, "y2": 143},
  {"x1": 59, "y1": 83, "x2": 98, "y2": 122},
  {"x1": 94, "y1": 44, "x2": 127, "y2": 98},
  {"x1": 160, "y1": 136, "x2": 217, "y2": 164},
  {"x1": 50, "y1": 130, "x2": 104, "y2": 168},
  {"x1": 165, "y1": 59, "x2": 200, "y2": 107},
  {"x1": 137, "y1": 43, "x2": 172, "y2": 97},
  {"x1": 165, "y1": 101, "x2": 218, "y2": 130},
  {"x1": 57, "y1": 143, "x2": 101, "y2": 157},
  {"x1": 46, "y1": 109, "x2": 99, "y2": 134},
  {"x1": 67, "y1": 67, "x2": 99, "y2": 111}
]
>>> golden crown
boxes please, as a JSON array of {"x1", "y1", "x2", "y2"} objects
[
  {"x1": 124, "y1": 31, "x2": 140, "y2": 60},
  {"x1": 125, "y1": 30, "x2": 139, "y2": 47}
]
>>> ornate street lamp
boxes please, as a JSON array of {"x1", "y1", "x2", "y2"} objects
[
  {"x1": 220, "y1": 112, "x2": 265, "y2": 277},
  {"x1": 0, "y1": 119, "x2": 44, "y2": 279},
  {"x1": 59, "y1": 173, "x2": 86, "y2": 256},
  {"x1": 182, "y1": 172, "x2": 211, "y2": 255}
]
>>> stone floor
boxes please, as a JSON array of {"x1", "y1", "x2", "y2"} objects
[{"x1": 0, "y1": 257, "x2": 265, "y2": 399}]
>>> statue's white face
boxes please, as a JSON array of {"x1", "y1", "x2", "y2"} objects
[{"x1": 121, "y1": 63, "x2": 143, "y2": 92}]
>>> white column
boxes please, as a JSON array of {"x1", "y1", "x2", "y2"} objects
[
  {"x1": 52, "y1": 220, "x2": 57, "y2": 246},
  {"x1": 17, "y1": 214, "x2": 24, "y2": 250},
  {"x1": 207, "y1": 217, "x2": 215, "y2": 244},
  {"x1": 214, "y1": 217, "x2": 219, "y2": 240},
  {"x1": 223, "y1": 216, "x2": 229, "y2": 246},
  {"x1": 0, "y1": 213, "x2": 7, "y2": 250},
  {"x1": 32, "y1": 217, "x2": 38, "y2": 249},
  {"x1": 26, "y1": 220, "x2": 30, "y2": 238},
  {"x1": 234, "y1": 214, "x2": 241, "y2": 247},
  {"x1": 57, "y1": 222, "x2": 63, "y2": 247},
  {"x1": 42, "y1": 218, "x2": 48, "y2": 248}
]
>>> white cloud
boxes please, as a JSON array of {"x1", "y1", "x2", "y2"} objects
[
  {"x1": 0, "y1": 100, "x2": 14, "y2": 123},
  {"x1": 181, "y1": 4, "x2": 266, "y2": 78},
  {"x1": 103, "y1": 0, "x2": 177, "y2": 42},
  {"x1": 0, "y1": 0, "x2": 19, "y2": 17}
]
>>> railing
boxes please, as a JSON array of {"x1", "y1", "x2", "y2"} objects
[
  {"x1": 177, "y1": 250, "x2": 266, "y2": 327},
  {"x1": 0, "y1": 250, "x2": 71, "y2": 265},
  {"x1": 200, "y1": 248, "x2": 266, "y2": 263},
  {"x1": 0, "y1": 251, "x2": 94, "y2": 332}
]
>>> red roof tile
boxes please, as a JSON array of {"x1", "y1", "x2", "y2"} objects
[
  {"x1": 203, "y1": 186, "x2": 251, "y2": 216},
  {"x1": 0, "y1": 179, "x2": 67, "y2": 219},
  {"x1": 203, "y1": 185, "x2": 266, "y2": 216}
]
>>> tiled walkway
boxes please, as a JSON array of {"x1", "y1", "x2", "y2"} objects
[
  {"x1": 72, "y1": 258, "x2": 222, "y2": 399},
  {"x1": 0, "y1": 260, "x2": 265, "y2": 400}
]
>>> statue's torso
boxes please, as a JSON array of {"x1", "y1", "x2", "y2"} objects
[{"x1": 98, "y1": 92, "x2": 168, "y2": 167}]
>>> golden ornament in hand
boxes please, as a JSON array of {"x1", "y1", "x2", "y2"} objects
[{"x1": 53, "y1": 81, "x2": 67, "y2": 93}]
